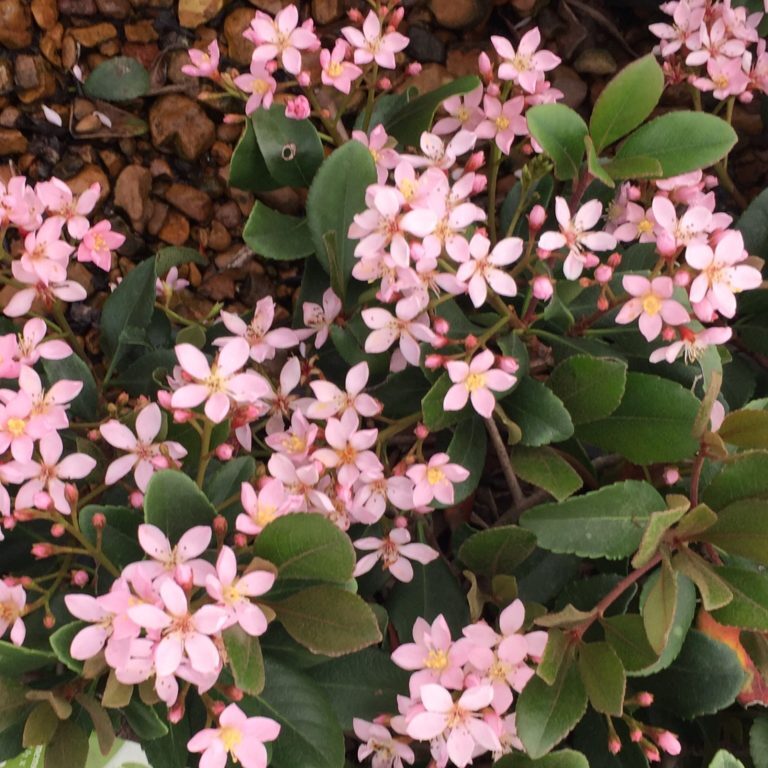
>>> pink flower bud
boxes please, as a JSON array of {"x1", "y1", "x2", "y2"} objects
[
  {"x1": 87, "y1": 429, "x2": 101, "y2": 441},
  {"x1": 213, "y1": 515, "x2": 228, "y2": 537},
  {"x1": 629, "y1": 728, "x2": 643, "y2": 743},
  {"x1": 169, "y1": 700, "x2": 185, "y2": 724},
  {"x1": 607, "y1": 251, "x2": 622, "y2": 268},
  {"x1": 532, "y1": 275, "x2": 554, "y2": 301},
  {"x1": 584, "y1": 252, "x2": 600, "y2": 269},
  {"x1": 34, "y1": 491, "x2": 53, "y2": 510},
  {"x1": 627, "y1": 184, "x2": 642, "y2": 201},
  {"x1": 537, "y1": 247, "x2": 553, "y2": 260},
  {"x1": 673, "y1": 269, "x2": 691, "y2": 287},
  {"x1": 297, "y1": 71, "x2": 310, "y2": 87},
  {"x1": 528, "y1": 205, "x2": 546, "y2": 231},
  {"x1": 377, "y1": 77, "x2": 392, "y2": 91},
  {"x1": 486, "y1": 82, "x2": 500, "y2": 97},
  {"x1": 286, "y1": 96, "x2": 311, "y2": 120},
  {"x1": 173, "y1": 409, "x2": 194, "y2": 423},
  {"x1": 661, "y1": 325, "x2": 677, "y2": 341},
  {"x1": 215, "y1": 443, "x2": 234, "y2": 461},
  {"x1": 266, "y1": 60, "x2": 278, "y2": 74},
  {"x1": 597, "y1": 294, "x2": 610, "y2": 311},
  {"x1": 71, "y1": 570, "x2": 89, "y2": 587},
  {"x1": 410, "y1": 242, "x2": 426, "y2": 260},
  {"x1": 157, "y1": 391, "x2": 173, "y2": 409},
  {"x1": 465, "y1": 151, "x2": 485, "y2": 172},
  {"x1": 471, "y1": 174, "x2": 488, "y2": 195},
  {"x1": 129, "y1": 491, "x2": 144, "y2": 509},
  {"x1": 636, "y1": 691, "x2": 654, "y2": 707},
  {"x1": 390, "y1": 7, "x2": 405, "y2": 25},
  {"x1": 211, "y1": 701, "x2": 225, "y2": 717},
  {"x1": 465, "y1": 334, "x2": 478, "y2": 350},
  {"x1": 32, "y1": 543, "x2": 54, "y2": 559},
  {"x1": 432, "y1": 335, "x2": 449, "y2": 349},
  {"x1": 498, "y1": 356, "x2": 519, "y2": 374},
  {"x1": 43, "y1": 614, "x2": 56, "y2": 629},
  {"x1": 433, "y1": 317, "x2": 450, "y2": 335},
  {"x1": 663, "y1": 466, "x2": 680, "y2": 485},
  {"x1": 92, "y1": 512, "x2": 106, "y2": 529},
  {"x1": 656, "y1": 231, "x2": 677, "y2": 258},
  {"x1": 478, "y1": 52, "x2": 493, "y2": 81},
  {"x1": 594, "y1": 265, "x2": 613, "y2": 284},
  {"x1": 425, "y1": 354, "x2": 444, "y2": 370},
  {"x1": 348, "y1": 8, "x2": 364, "y2": 23},
  {"x1": 406, "y1": 62, "x2": 422, "y2": 76},
  {"x1": 234, "y1": 533, "x2": 248, "y2": 548},
  {"x1": 655, "y1": 731, "x2": 681, "y2": 756},
  {"x1": 608, "y1": 737, "x2": 622, "y2": 755},
  {"x1": 643, "y1": 745, "x2": 661, "y2": 763},
  {"x1": 414, "y1": 423, "x2": 429, "y2": 440},
  {"x1": 394, "y1": 515, "x2": 409, "y2": 528},
  {"x1": 222, "y1": 113, "x2": 246, "y2": 124},
  {"x1": 50, "y1": 523, "x2": 65, "y2": 538},
  {"x1": 221, "y1": 684, "x2": 244, "y2": 702},
  {"x1": 152, "y1": 455, "x2": 170, "y2": 470}
]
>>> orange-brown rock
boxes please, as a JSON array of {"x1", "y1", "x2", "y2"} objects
[
  {"x1": 429, "y1": 0, "x2": 490, "y2": 30},
  {"x1": 311, "y1": 0, "x2": 343, "y2": 25},
  {"x1": 31, "y1": 0, "x2": 59, "y2": 30},
  {"x1": 67, "y1": 163, "x2": 111, "y2": 204},
  {"x1": 224, "y1": 8, "x2": 256, "y2": 66},
  {"x1": 69, "y1": 23, "x2": 118, "y2": 47},
  {"x1": 0, "y1": 0, "x2": 33, "y2": 50},
  {"x1": 164, "y1": 183, "x2": 213, "y2": 223},
  {"x1": 0, "y1": 129, "x2": 28, "y2": 155},
  {"x1": 149, "y1": 95, "x2": 216, "y2": 161},
  {"x1": 125, "y1": 20, "x2": 158, "y2": 43},
  {"x1": 159, "y1": 209, "x2": 190, "y2": 245},
  {"x1": 114, "y1": 164, "x2": 153, "y2": 229}
]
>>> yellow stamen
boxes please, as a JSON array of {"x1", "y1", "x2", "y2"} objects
[
  {"x1": 465, "y1": 373, "x2": 486, "y2": 392},
  {"x1": 642, "y1": 294, "x2": 662, "y2": 316}
]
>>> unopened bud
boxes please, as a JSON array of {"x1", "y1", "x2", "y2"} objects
[
  {"x1": 393, "y1": 515, "x2": 409, "y2": 529},
  {"x1": 629, "y1": 728, "x2": 643, "y2": 743},
  {"x1": 465, "y1": 334, "x2": 478, "y2": 350},
  {"x1": 297, "y1": 70, "x2": 311, "y2": 87},
  {"x1": 129, "y1": 491, "x2": 144, "y2": 509},
  {"x1": 425, "y1": 354, "x2": 444, "y2": 370},
  {"x1": 389, "y1": 6, "x2": 404, "y2": 25},
  {"x1": 71, "y1": 570, "x2": 89, "y2": 587},
  {"x1": 169, "y1": 700, "x2": 186, "y2": 724},
  {"x1": 626, "y1": 184, "x2": 642, "y2": 201},
  {"x1": 594, "y1": 264, "x2": 613, "y2": 284},
  {"x1": 173, "y1": 409, "x2": 194, "y2": 423},
  {"x1": 405, "y1": 62, "x2": 422, "y2": 76},
  {"x1": 117, "y1": 392, "x2": 130, "y2": 406},
  {"x1": 65, "y1": 483, "x2": 79, "y2": 505},
  {"x1": 498, "y1": 356, "x2": 519, "y2": 374},
  {"x1": 377, "y1": 77, "x2": 392, "y2": 91},
  {"x1": 50, "y1": 523, "x2": 65, "y2": 538},
  {"x1": 32, "y1": 543, "x2": 54, "y2": 559},
  {"x1": 532, "y1": 275, "x2": 554, "y2": 301},
  {"x1": 34, "y1": 491, "x2": 53, "y2": 510},
  {"x1": 43, "y1": 614, "x2": 56, "y2": 629},
  {"x1": 213, "y1": 515, "x2": 228, "y2": 537},
  {"x1": 584, "y1": 252, "x2": 600, "y2": 269},
  {"x1": 607, "y1": 251, "x2": 622, "y2": 268},
  {"x1": 234, "y1": 533, "x2": 248, "y2": 548},
  {"x1": 597, "y1": 294, "x2": 610, "y2": 311},
  {"x1": 414, "y1": 423, "x2": 429, "y2": 440},
  {"x1": 663, "y1": 466, "x2": 680, "y2": 485},
  {"x1": 636, "y1": 691, "x2": 654, "y2": 707},
  {"x1": 655, "y1": 730, "x2": 681, "y2": 756},
  {"x1": 87, "y1": 429, "x2": 100, "y2": 441},
  {"x1": 215, "y1": 443, "x2": 234, "y2": 461},
  {"x1": 465, "y1": 151, "x2": 485, "y2": 172},
  {"x1": 432, "y1": 335, "x2": 449, "y2": 349},
  {"x1": 643, "y1": 744, "x2": 661, "y2": 763},
  {"x1": 471, "y1": 174, "x2": 488, "y2": 195},
  {"x1": 528, "y1": 205, "x2": 546, "y2": 231},
  {"x1": 211, "y1": 700, "x2": 225, "y2": 717},
  {"x1": 347, "y1": 7, "x2": 364, "y2": 23},
  {"x1": 673, "y1": 269, "x2": 691, "y2": 287},
  {"x1": 221, "y1": 685, "x2": 243, "y2": 701},
  {"x1": 608, "y1": 736, "x2": 622, "y2": 755},
  {"x1": 478, "y1": 52, "x2": 493, "y2": 82},
  {"x1": 661, "y1": 325, "x2": 676, "y2": 341},
  {"x1": 266, "y1": 60, "x2": 278, "y2": 74},
  {"x1": 156, "y1": 391, "x2": 173, "y2": 409},
  {"x1": 433, "y1": 317, "x2": 450, "y2": 335},
  {"x1": 91, "y1": 512, "x2": 106, "y2": 529}
]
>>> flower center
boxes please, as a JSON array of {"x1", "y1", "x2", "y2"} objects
[
  {"x1": 465, "y1": 372, "x2": 486, "y2": 392},
  {"x1": 223, "y1": 585, "x2": 241, "y2": 604},
  {"x1": 457, "y1": 106, "x2": 470, "y2": 123},
  {"x1": 637, "y1": 219, "x2": 654, "y2": 234},
  {"x1": 253, "y1": 78, "x2": 270, "y2": 95},
  {"x1": 255, "y1": 504, "x2": 277, "y2": 527},
  {"x1": 399, "y1": 178, "x2": 416, "y2": 201},
  {"x1": 92, "y1": 234, "x2": 107, "y2": 252},
  {"x1": 425, "y1": 648, "x2": 449, "y2": 670},
  {"x1": 283, "y1": 435, "x2": 306, "y2": 453},
  {"x1": 0, "y1": 602, "x2": 19, "y2": 623},
  {"x1": 642, "y1": 294, "x2": 662, "y2": 316},
  {"x1": 489, "y1": 658, "x2": 510, "y2": 682},
  {"x1": 220, "y1": 726, "x2": 243, "y2": 753},
  {"x1": 326, "y1": 60, "x2": 344, "y2": 78},
  {"x1": 6, "y1": 418, "x2": 26, "y2": 437},
  {"x1": 713, "y1": 74, "x2": 729, "y2": 89},
  {"x1": 495, "y1": 115, "x2": 510, "y2": 131},
  {"x1": 426, "y1": 467, "x2": 444, "y2": 485},
  {"x1": 339, "y1": 445, "x2": 357, "y2": 465}
]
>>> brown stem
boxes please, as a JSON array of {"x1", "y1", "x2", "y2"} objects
[{"x1": 485, "y1": 417, "x2": 525, "y2": 507}]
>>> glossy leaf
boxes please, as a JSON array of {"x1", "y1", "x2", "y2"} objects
[
  {"x1": 641, "y1": 557, "x2": 678, "y2": 654},
  {"x1": 243, "y1": 202, "x2": 315, "y2": 261},
  {"x1": 672, "y1": 548, "x2": 733, "y2": 611},
  {"x1": 513, "y1": 446, "x2": 583, "y2": 502},
  {"x1": 521, "y1": 481, "x2": 665, "y2": 559},
  {"x1": 699, "y1": 499, "x2": 768, "y2": 564},
  {"x1": 422, "y1": 373, "x2": 470, "y2": 430},
  {"x1": 736, "y1": 186, "x2": 768, "y2": 260},
  {"x1": 458, "y1": 525, "x2": 537, "y2": 577},
  {"x1": 229, "y1": 118, "x2": 280, "y2": 192},
  {"x1": 526, "y1": 104, "x2": 588, "y2": 180},
  {"x1": 632, "y1": 501, "x2": 688, "y2": 568},
  {"x1": 495, "y1": 750, "x2": 589, "y2": 768},
  {"x1": 80, "y1": 505, "x2": 142, "y2": 569},
  {"x1": 577, "y1": 642, "x2": 626, "y2": 716},
  {"x1": 584, "y1": 136, "x2": 614, "y2": 188},
  {"x1": 84, "y1": 57, "x2": 149, "y2": 101},
  {"x1": 42, "y1": 355, "x2": 98, "y2": 420},
  {"x1": 0, "y1": 641, "x2": 54, "y2": 676},
  {"x1": 223, "y1": 626, "x2": 265, "y2": 695},
  {"x1": 601, "y1": 614, "x2": 659, "y2": 673},
  {"x1": 502, "y1": 377, "x2": 575, "y2": 447},
  {"x1": 718, "y1": 409, "x2": 768, "y2": 449},
  {"x1": 438, "y1": 416, "x2": 487, "y2": 506},
  {"x1": 43, "y1": 722, "x2": 88, "y2": 768},
  {"x1": 143, "y1": 470, "x2": 216, "y2": 543},
  {"x1": 703, "y1": 451, "x2": 768, "y2": 509},
  {"x1": 711, "y1": 567, "x2": 768, "y2": 630},
  {"x1": 603, "y1": 154, "x2": 663, "y2": 180}
]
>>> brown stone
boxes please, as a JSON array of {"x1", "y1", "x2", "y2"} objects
[
  {"x1": 68, "y1": 262, "x2": 96, "y2": 296},
  {"x1": 216, "y1": 123, "x2": 242, "y2": 143},
  {"x1": 178, "y1": 0, "x2": 225, "y2": 28},
  {"x1": 40, "y1": 24, "x2": 64, "y2": 67},
  {"x1": 311, "y1": 0, "x2": 343, "y2": 24},
  {"x1": 206, "y1": 220, "x2": 231, "y2": 251},
  {"x1": 125, "y1": 20, "x2": 158, "y2": 43},
  {"x1": 114, "y1": 164, "x2": 153, "y2": 228},
  {"x1": 214, "y1": 201, "x2": 242, "y2": 230},
  {"x1": 732, "y1": 106, "x2": 764, "y2": 137},
  {"x1": 149, "y1": 157, "x2": 173, "y2": 178},
  {"x1": 551, "y1": 65, "x2": 587, "y2": 109},
  {"x1": 14, "y1": 55, "x2": 41, "y2": 90},
  {"x1": 164, "y1": 183, "x2": 213, "y2": 223},
  {"x1": 0, "y1": 0, "x2": 33, "y2": 50},
  {"x1": 99, "y1": 40, "x2": 121, "y2": 57},
  {"x1": 247, "y1": 0, "x2": 284, "y2": 14},
  {"x1": 0, "y1": 107, "x2": 20, "y2": 127},
  {"x1": 224, "y1": 9, "x2": 256, "y2": 66},
  {"x1": 61, "y1": 34, "x2": 78, "y2": 70},
  {"x1": 0, "y1": 61, "x2": 13, "y2": 96},
  {"x1": 69, "y1": 23, "x2": 118, "y2": 47},
  {"x1": 149, "y1": 94, "x2": 215, "y2": 161},
  {"x1": 15, "y1": 56, "x2": 56, "y2": 104},
  {"x1": 429, "y1": 0, "x2": 490, "y2": 30},
  {"x1": 67, "y1": 163, "x2": 110, "y2": 203},
  {"x1": 58, "y1": 0, "x2": 98, "y2": 14},
  {"x1": 198, "y1": 272, "x2": 236, "y2": 301},
  {"x1": 211, "y1": 141, "x2": 232, "y2": 166},
  {"x1": 121, "y1": 43, "x2": 160, "y2": 71},
  {"x1": 165, "y1": 50, "x2": 198, "y2": 86},
  {"x1": 31, "y1": 0, "x2": 59, "y2": 29},
  {"x1": 147, "y1": 200, "x2": 169, "y2": 236},
  {"x1": 75, "y1": 114, "x2": 103, "y2": 133},
  {"x1": 574, "y1": 48, "x2": 617, "y2": 76},
  {"x1": 95, "y1": 0, "x2": 131, "y2": 17},
  {"x1": 99, "y1": 149, "x2": 124, "y2": 177},
  {"x1": 0, "y1": 129, "x2": 28, "y2": 155},
  {"x1": 446, "y1": 47, "x2": 482, "y2": 78},
  {"x1": 401, "y1": 63, "x2": 451, "y2": 96},
  {"x1": 159, "y1": 209, "x2": 190, "y2": 245}
]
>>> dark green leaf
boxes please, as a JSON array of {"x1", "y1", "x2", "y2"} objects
[
  {"x1": 600, "y1": 614, "x2": 659, "y2": 673},
  {"x1": 458, "y1": 525, "x2": 537, "y2": 577},
  {"x1": 421, "y1": 373, "x2": 469, "y2": 431},
  {"x1": 155, "y1": 245, "x2": 207, "y2": 275},
  {"x1": 48, "y1": 622, "x2": 85, "y2": 674},
  {"x1": 0, "y1": 642, "x2": 54, "y2": 676},
  {"x1": 229, "y1": 119, "x2": 280, "y2": 192},
  {"x1": 142, "y1": 719, "x2": 188, "y2": 768},
  {"x1": 641, "y1": 557, "x2": 678, "y2": 654},
  {"x1": 123, "y1": 700, "x2": 168, "y2": 740},
  {"x1": 513, "y1": 446, "x2": 583, "y2": 502},
  {"x1": 577, "y1": 642, "x2": 626, "y2": 716},
  {"x1": 589, "y1": 54, "x2": 665, "y2": 152},
  {"x1": 43, "y1": 722, "x2": 88, "y2": 768},
  {"x1": 699, "y1": 499, "x2": 768, "y2": 564},
  {"x1": 23, "y1": 704, "x2": 57, "y2": 748},
  {"x1": 243, "y1": 202, "x2": 315, "y2": 261},
  {"x1": 224, "y1": 626, "x2": 265, "y2": 696},
  {"x1": 736, "y1": 186, "x2": 768, "y2": 260},
  {"x1": 495, "y1": 750, "x2": 589, "y2": 768},
  {"x1": 703, "y1": 451, "x2": 768, "y2": 509},
  {"x1": 576, "y1": 372, "x2": 699, "y2": 464},
  {"x1": 521, "y1": 480, "x2": 664, "y2": 559},
  {"x1": 750, "y1": 717, "x2": 768, "y2": 768},
  {"x1": 83, "y1": 57, "x2": 149, "y2": 102},
  {"x1": 143, "y1": 470, "x2": 215, "y2": 542},
  {"x1": 79, "y1": 505, "x2": 142, "y2": 569},
  {"x1": 672, "y1": 548, "x2": 733, "y2": 610},
  {"x1": 711, "y1": 566, "x2": 768, "y2": 630},
  {"x1": 502, "y1": 377, "x2": 574, "y2": 447},
  {"x1": 526, "y1": 104, "x2": 588, "y2": 180},
  {"x1": 614, "y1": 111, "x2": 737, "y2": 177},
  {"x1": 585, "y1": 135, "x2": 614, "y2": 187},
  {"x1": 632, "y1": 499, "x2": 688, "y2": 568},
  {"x1": 437, "y1": 416, "x2": 486, "y2": 506},
  {"x1": 42, "y1": 356, "x2": 98, "y2": 420},
  {"x1": 603, "y1": 154, "x2": 663, "y2": 180}
]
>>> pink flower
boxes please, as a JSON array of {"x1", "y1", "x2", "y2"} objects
[
  {"x1": 354, "y1": 719, "x2": 415, "y2": 768},
  {"x1": 156, "y1": 266, "x2": 190, "y2": 300},
  {"x1": 615, "y1": 276, "x2": 690, "y2": 341},
  {"x1": 0, "y1": 390, "x2": 45, "y2": 463},
  {"x1": 188, "y1": 703, "x2": 280, "y2": 768},
  {"x1": 8, "y1": 431, "x2": 95, "y2": 515},
  {"x1": 651, "y1": 196, "x2": 711, "y2": 254},
  {"x1": 307, "y1": 362, "x2": 381, "y2": 420},
  {"x1": 20, "y1": 217, "x2": 74, "y2": 285},
  {"x1": 100, "y1": 403, "x2": 187, "y2": 491},
  {"x1": 128, "y1": 579, "x2": 227, "y2": 676},
  {"x1": 76, "y1": 220, "x2": 124, "y2": 270},
  {"x1": 449, "y1": 232, "x2": 522, "y2": 308},
  {"x1": 312, "y1": 409, "x2": 382, "y2": 486},
  {"x1": 301, "y1": 288, "x2": 342, "y2": 348},
  {"x1": 433, "y1": 85, "x2": 484, "y2": 135},
  {"x1": 362, "y1": 299, "x2": 436, "y2": 369},
  {"x1": 649, "y1": 1, "x2": 705, "y2": 57},
  {"x1": 475, "y1": 95, "x2": 528, "y2": 154},
  {"x1": 237, "y1": 477, "x2": 302, "y2": 535},
  {"x1": 285, "y1": 95, "x2": 311, "y2": 120},
  {"x1": 182, "y1": 40, "x2": 220, "y2": 78},
  {"x1": 352, "y1": 125, "x2": 401, "y2": 184},
  {"x1": 205, "y1": 546, "x2": 275, "y2": 636},
  {"x1": 444, "y1": 350, "x2": 516, "y2": 418},
  {"x1": 234, "y1": 59, "x2": 277, "y2": 115},
  {"x1": 353, "y1": 528, "x2": 439, "y2": 582},
  {"x1": 685, "y1": 230, "x2": 762, "y2": 318},
  {"x1": 406, "y1": 684, "x2": 500, "y2": 767},
  {"x1": 342, "y1": 11, "x2": 409, "y2": 69},
  {"x1": 0, "y1": 582, "x2": 26, "y2": 646},
  {"x1": 0, "y1": 318, "x2": 71, "y2": 379},
  {"x1": 35, "y1": 178, "x2": 100, "y2": 240},
  {"x1": 320, "y1": 40, "x2": 363, "y2": 93},
  {"x1": 654, "y1": 730, "x2": 682, "y2": 756},
  {"x1": 3, "y1": 260, "x2": 87, "y2": 318},
  {"x1": 216, "y1": 299, "x2": 299, "y2": 363},
  {"x1": 538, "y1": 197, "x2": 616, "y2": 280},
  {"x1": 246, "y1": 5, "x2": 319, "y2": 75},
  {"x1": 649, "y1": 326, "x2": 732, "y2": 365},
  {"x1": 692, "y1": 55, "x2": 750, "y2": 99},
  {"x1": 171, "y1": 339, "x2": 271, "y2": 423},
  {"x1": 406, "y1": 453, "x2": 470, "y2": 507},
  {"x1": 491, "y1": 29, "x2": 561, "y2": 92}
]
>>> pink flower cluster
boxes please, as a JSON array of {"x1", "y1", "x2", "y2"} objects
[
  {"x1": 355, "y1": 604, "x2": 547, "y2": 768},
  {"x1": 0, "y1": 176, "x2": 123, "y2": 317},
  {"x1": 651, "y1": 0, "x2": 768, "y2": 99}
]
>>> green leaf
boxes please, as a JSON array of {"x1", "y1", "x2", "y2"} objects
[
  {"x1": 641, "y1": 557, "x2": 678, "y2": 654},
  {"x1": 537, "y1": 629, "x2": 570, "y2": 686},
  {"x1": 23, "y1": 704, "x2": 57, "y2": 748},
  {"x1": 83, "y1": 57, "x2": 149, "y2": 102},
  {"x1": 589, "y1": 54, "x2": 665, "y2": 152},
  {"x1": 229, "y1": 119, "x2": 280, "y2": 192},
  {"x1": 750, "y1": 717, "x2": 768, "y2": 768},
  {"x1": 526, "y1": 104, "x2": 588, "y2": 180},
  {"x1": 307, "y1": 648, "x2": 409, "y2": 729},
  {"x1": 223, "y1": 626, "x2": 264, "y2": 695},
  {"x1": 614, "y1": 111, "x2": 737, "y2": 177},
  {"x1": 711, "y1": 566, "x2": 768, "y2": 630},
  {"x1": 513, "y1": 446, "x2": 583, "y2": 502},
  {"x1": 253, "y1": 105, "x2": 324, "y2": 188},
  {"x1": 643, "y1": 630, "x2": 745, "y2": 718},
  {"x1": 601, "y1": 614, "x2": 659, "y2": 673},
  {"x1": 154, "y1": 245, "x2": 207, "y2": 275},
  {"x1": 74, "y1": 693, "x2": 115, "y2": 757},
  {"x1": 577, "y1": 642, "x2": 626, "y2": 716},
  {"x1": 49, "y1": 622, "x2": 85, "y2": 674},
  {"x1": 385, "y1": 76, "x2": 481, "y2": 147},
  {"x1": 521, "y1": 480, "x2": 665, "y2": 559},
  {"x1": 548, "y1": 355, "x2": 627, "y2": 425},
  {"x1": 576, "y1": 372, "x2": 699, "y2": 464},
  {"x1": 387, "y1": 556, "x2": 470, "y2": 638},
  {"x1": 272, "y1": 585, "x2": 381, "y2": 656},
  {"x1": 495, "y1": 750, "x2": 589, "y2": 768},
  {"x1": 502, "y1": 377, "x2": 574, "y2": 447},
  {"x1": 252, "y1": 513, "x2": 355, "y2": 582},
  {"x1": 603, "y1": 154, "x2": 663, "y2": 180},
  {"x1": 112, "y1": 348, "x2": 178, "y2": 397},
  {"x1": 437, "y1": 416, "x2": 487, "y2": 506},
  {"x1": 243, "y1": 202, "x2": 315, "y2": 261},
  {"x1": 143, "y1": 470, "x2": 215, "y2": 543},
  {"x1": 79, "y1": 505, "x2": 142, "y2": 569},
  {"x1": 42, "y1": 356, "x2": 98, "y2": 420},
  {"x1": 584, "y1": 136, "x2": 614, "y2": 188},
  {"x1": 672, "y1": 547, "x2": 733, "y2": 610},
  {"x1": 516, "y1": 661, "x2": 588, "y2": 759},
  {"x1": 242, "y1": 657, "x2": 344, "y2": 768},
  {"x1": 699, "y1": 499, "x2": 768, "y2": 564},
  {"x1": 709, "y1": 751, "x2": 746, "y2": 768},
  {"x1": 141, "y1": 720, "x2": 187, "y2": 768},
  {"x1": 703, "y1": 451, "x2": 768, "y2": 509},
  {"x1": 632, "y1": 501, "x2": 688, "y2": 568},
  {"x1": 44, "y1": 722, "x2": 88, "y2": 768},
  {"x1": 719, "y1": 409, "x2": 768, "y2": 449},
  {"x1": 457, "y1": 525, "x2": 537, "y2": 577},
  {"x1": 0, "y1": 642, "x2": 54, "y2": 676},
  {"x1": 736, "y1": 186, "x2": 768, "y2": 260},
  {"x1": 0, "y1": 680, "x2": 27, "y2": 732},
  {"x1": 123, "y1": 700, "x2": 168, "y2": 741},
  {"x1": 421, "y1": 373, "x2": 468, "y2": 431},
  {"x1": 637, "y1": 572, "x2": 696, "y2": 676},
  {"x1": 306, "y1": 139, "x2": 377, "y2": 292}
]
